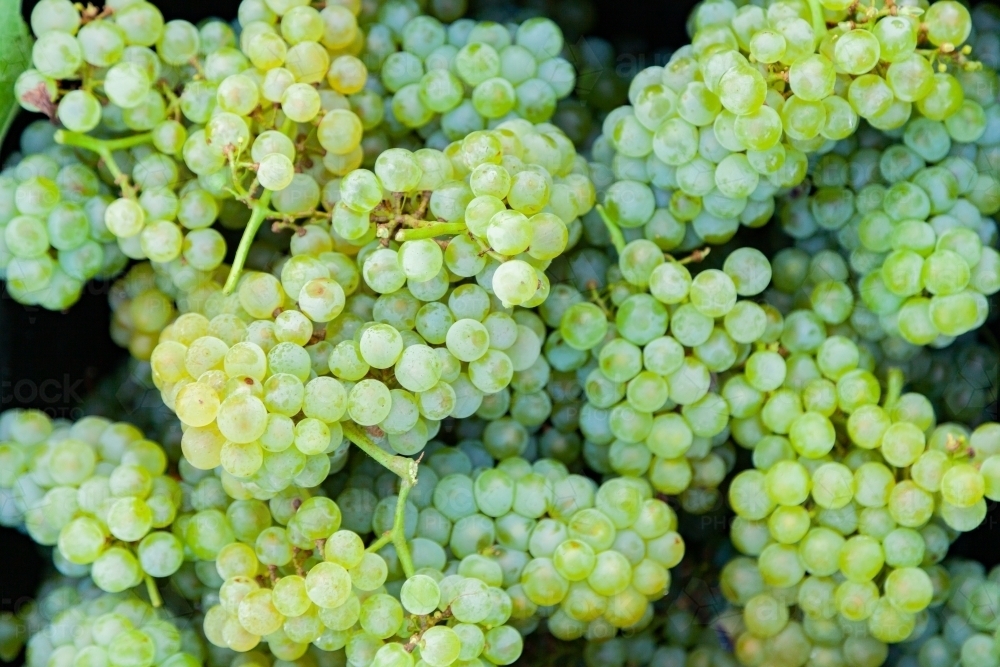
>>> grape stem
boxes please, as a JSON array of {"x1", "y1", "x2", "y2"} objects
[
  {"x1": 806, "y1": 0, "x2": 829, "y2": 38},
  {"x1": 54, "y1": 130, "x2": 153, "y2": 199},
  {"x1": 884, "y1": 367, "x2": 904, "y2": 408},
  {"x1": 344, "y1": 422, "x2": 419, "y2": 578},
  {"x1": 223, "y1": 189, "x2": 273, "y2": 294},
  {"x1": 144, "y1": 575, "x2": 163, "y2": 608},
  {"x1": 395, "y1": 221, "x2": 467, "y2": 242},
  {"x1": 404, "y1": 608, "x2": 453, "y2": 653},
  {"x1": 595, "y1": 204, "x2": 626, "y2": 254},
  {"x1": 222, "y1": 117, "x2": 297, "y2": 294}
]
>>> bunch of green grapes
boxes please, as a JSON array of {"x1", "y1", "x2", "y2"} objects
[
  {"x1": 16, "y1": 4, "x2": 245, "y2": 266},
  {"x1": 327, "y1": 120, "x2": 594, "y2": 305},
  {"x1": 110, "y1": 262, "x2": 179, "y2": 361},
  {"x1": 148, "y1": 120, "x2": 593, "y2": 490},
  {"x1": 19, "y1": 580, "x2": 206, "y2": 667},
  {"x1": 773, "y1": 116, "x2": 1000, "y2": 349},
  {"x1": 231, "y1": 0, "x2": 368, "y2": 178},
  {"x1": 722, "y1": 354, "x2": 1000, "y2": 659},
  {"x1": 361, "y1": 10, "x2": 576, "y2": 143},
  {"x1": 587, "y1": 0, "x2": 979, "y2": 254},
  {"x1": 887, "y1": 558, "x2": 1000, "y2": 667},
  {"x1": 553, "y1": 241, "x2": 773, "y2": 512},
  {"x1": 411, "y1": 452, "x2": 681, "y2": 640},
  {"x1": 9, "y1": 0, "x2": 372, "y2": 310},
  {"x1": 328, "y1": 443, "x2": 685, "y2": 643},
  {"x1": 0, "y1": 121, "x2": 128, "y2": 308},
  {"x1": 0, "y1": 409, "x2": 191, "y2": 593},
  {"x1": 766, "y1": 239, "x2": 995, "y2": 426}
]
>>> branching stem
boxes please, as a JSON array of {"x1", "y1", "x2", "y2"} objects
[
  {"x1": 54, "y1": 130, "x2": 153, "y2": 199},
  {"x1": 222, "y1": 117, "x2": 296, "y2": 294},
  {"x1": 344, "y1": 423, "x2": 419, "y2": 578}
]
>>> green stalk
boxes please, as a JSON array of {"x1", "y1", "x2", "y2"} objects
[
  {"x1": 222, "y1": 189, "x2": 273, "y2": 294},
  {"x1": 884, "y1": 367, "x2": 904, "y2": 408},
  {"x1": 222, "y1": 117, "x2": 297, "y2": 294},
  {"x1": 806, "y1": 0, "x2": 829, "y2": 39},
  {"x1": 595, "y1": 204, "x2": 626, "y2": 254},
  {"x1": 346, "y1": 422, "x2": 418, "y2": 578},
  {"x1": 145, "y1": 575, "x2": 163, "y2": 608},
  {"x1": 54, "y1": 130, "x2": 153, "y2": 199},
  {"x1": 395, "y1": 221, "x2": 467, "y2": 242},
  {"x1": 55, "y1": 130, "x2": 154, "y2": 154},
  {"x1": 343, "y1": 422, "x2": 416, "y2": 479}
]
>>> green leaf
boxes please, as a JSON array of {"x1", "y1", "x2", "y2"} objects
[{"x1": 0, "y1": 0, "x2": 33, "y2": 148}]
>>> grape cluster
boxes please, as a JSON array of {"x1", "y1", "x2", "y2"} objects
[
  {"x1": 146, "y1": 120, "x2": 590, "y2": 493},
  {"x1": 0, "y1": 122, "x2": 127, "y2": 308},
  {"x1": 775, "y1": 115, "x2": 1000, "y2": 347},
  {"x1": 340, "y1": 445, "x2": 686, "y2": 641},
  {"x1": 18, "y1": 582, "x2": 205, "y2": 667},
  {"x1": 0, "y1": 409, "x2": 191, "y2": 592},
  {"x1": 555, "y1": 242, "x2": 774, "y2": 511},
  {"x1": 722, "y1": 343, "x2": 1000, "y2": 660},
  {"x1": 328, "y1": 120, "x2": 593, "y2": 306},
  {"x1": 364, "y1": 12, "x2": 575, "y2": 139},
  {"x1": 589, "y1": 0, "x2": 980, "y2": 253},
  {"x1": 18, "y1": 2, "x2": 248, "y2": 266}
]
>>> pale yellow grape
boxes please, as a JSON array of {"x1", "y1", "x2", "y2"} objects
[
  {"x1": 151, "y1": 341, "x2": 188, "y2": 383},
  {"x1": 223, "y1": 615, "x2": 260, "y2": 651},
  {"x1": 318, "y1": 109, "x2": 363, "y2": 154},
  {"x1": 327, "y1": 55, "x2": 367, "y2": 94},
  {"x1": 285, "y1": 41, "x2": 330, "y2": 84},
  {"x1": 174, "y1": 382, "x2": 221, "y2": 427},
  {"x1": 299, "y1": 278, "x2": 346, "y2": 322},
  {"x1": 221, "y1": 440, "x2": 264, "y2": 477},
  {"x1": 238, "y1": 589, "x2": 285, "y2": 636},
  {"x1": 185, "y1": 336, "x2": 229, "y2": 378},
  {"x1": 217, "y1": 394, "x2": 269, "y2": 443},
  {"x1": 305, "y1": 561, "x2": 352, "y2": 608},
  {"x1": 181, "y1": 425, "x2": 225, "y2": 469},
  {"x1": 224, "y1": 343, "x2": 269, "y2": 381}
]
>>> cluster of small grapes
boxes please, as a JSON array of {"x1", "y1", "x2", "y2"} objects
[
  {"x1": 14, "y1": 579, "x2": 206, "y2": 667},
  {"x1": 362, "y1": 10, "x2": 576, "y2": 141},
  {"x1": 719, "y1": 331, "x2": 1000, "y2": 658},
  {"x1": 404, "y1": 453, "x2": 680, "y2": 640},
  {"x1": 4, "y1": 0, "x2": 373, "y2": 311},
  {"x1": 323, "y1": 439, "x2": 687, "y2": 647},
  {"x1": 888, "y1": 557, "x2": 1000, "y2": 667},
  {"x1": 328, "y1": 120, "x2": 593, "y2": 307},
  {"x1": 774, "y1": 116, "x2": 1000, "y2": 348},
  {"x1": 553, "y1": 241, "x2": 775, "y2": 512},
  {"x1": 588, "y1": 0, "x2": 982, "y2": 256},
  {"x1": 16, "y1": 2, "x2": 262, "y2": 270},
  {"x1": 0, "y1": 123, "x2": 128, "y2": 308},
  {"x1": 140, "y1": 120, "x2": 590, "y2": 497},
  {"x1": 0, "y1": 409, "x2": 194, "y2": 593}
]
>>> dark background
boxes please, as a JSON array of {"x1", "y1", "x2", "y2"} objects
[{"x1": 1, "y1": 0, "x2": 999, "y2": 661}]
